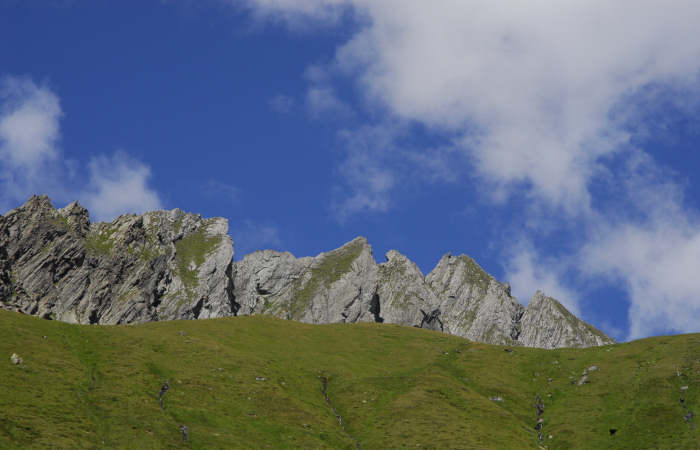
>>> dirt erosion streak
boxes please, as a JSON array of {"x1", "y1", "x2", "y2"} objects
[{"x1": 320, "y1": 375, "x2": 360, "y2": 449}]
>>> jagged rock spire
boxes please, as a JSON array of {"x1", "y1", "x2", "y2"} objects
[
  {"x1": 426, "y1": 253, "x2": 524, "y2": 345},
  {"x1": 518, "y1": 291, "x2": 614, "y2": 349}
]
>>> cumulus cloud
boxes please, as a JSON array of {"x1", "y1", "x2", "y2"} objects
[
  {"x1": 81, "y1": 152, "x2": 162, "y2": 221},
  {"x1": 0, "y1": 76, "x2": 162, "y2": 220},
  {"x1": 336, "y1": 1, "x2": 700, "y2": 210},
  {"x1": 245, "y1": 0, "x2": 700, "y2": 208},
  {"x1": 333, "y1": 125, "x2": 396, "y2": 221},
  {"x1": 504, "y1": 243, "x2": 580, "y2": 315},
  {"x1": 0, "y1": 77, "x2": 66, "y2": 210},
  {"x1": 331, "y1": 123, "x2": 465, "y2": 221},
  {"x1": 582, "y1": 219, "x2": 700, "y2": 339},
  {"x1": 238, "y1": 0, "x2": 349, "y2": 29},
  {"x1": 306, "y1": 86, "x2": 351, "y2": 118},
  {"x1": 0, "y1": 77, "x2": 61, "y2": 168},
  {"x1": 242, "y1": 0, "x2": 700, "y2": 337},
  {"x1": 579, "y1": 152, "x2": 700, "y2": 339}
]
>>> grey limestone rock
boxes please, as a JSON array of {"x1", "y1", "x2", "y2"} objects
[
  {"x1": 374, "y1": 250, "x2": 440, "y2": 327},
  {"x1": 0, "y1": 196, "x2": 614, "y2": 349},
  {"x1": 426, "y1": 253, "x2": 524, "y2": 345},
  {"x1": 233, "y1": 237, "x2": 378, "y2": 324},
  {"x1": 233, "y1": 249, "x2": 312, "y2": 316},
  {"x1": 518, "y1": 291, "x2": 614, "y2": 349},
  {"x1": 0, "y1": 195, "x2": 235, "y2": 324},
  {"x1": 10, "y1": 353, "x2": 22, "y2": 365}
]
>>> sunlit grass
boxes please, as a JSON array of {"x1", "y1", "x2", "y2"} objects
[{"x1": 0, "y1": 310, "x2": 697, "y2": 448}]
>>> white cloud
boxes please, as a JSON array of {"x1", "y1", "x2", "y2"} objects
[
  {"x1": 82, "y1": 152, "x2": 162, "y2": 221},
  {"x1": 406, "y1": 146, "x2": 462, "y2": 184},
  {"x1": 579, "y1": 153, "x2": 700, "y2": 339},
  {"x1": 332, "y1": 123, "x2": 464, "y2": 221},
  {"x1": 581, "y1": 220, "x2": 700, "y2": 340},
  {"x1": 504, "y1": 243, "x2": 580, "y2": 315},
  {"x1": 0, "y1": 77, "x2": 67, "y2": 211},
  {"x1": 0, "y1": 77, "x2": 163, "y2": 220},
  {"x1": 245, "y1": 0, "x2": 700, "y2": 209},
  {"x1": 0, "y1": 77, "x2": 61, "y2": 168},
  {"x1": 332, "y1": 124, "x2": 396, "y2": 221},
  {"x1": 306, "y1": 86, "x2": 351, "y2": 117},
  {"x1": 239, "y1": 0, "x2": 349, "y2": 29},
  {"x1": 333, "y1": 1, "x2": 700, "y2": 210}
]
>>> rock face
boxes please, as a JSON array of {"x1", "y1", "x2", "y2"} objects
[
  {"x1": 374, "y1": 250, "x2": 440, "y2": 328},
  {"x1": 0, "y1": 196, "x2": 614, "y2": 348},
  {"x1": 233, "y1": 237, "x2": 378, "y2": 324},
  {"x1": 0, "y1": 195, "x2": 235, "y2": 324},
  {"x1": 426, "y1": 254, "x2": 525, "y2": 346},
  {"x1": 518, "y1": 291, "x2": 614, "y2": 349}
]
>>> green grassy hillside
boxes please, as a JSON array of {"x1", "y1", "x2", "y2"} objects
[{"x1": 0, "y1": 310, "x2": 697, "y2": 449}]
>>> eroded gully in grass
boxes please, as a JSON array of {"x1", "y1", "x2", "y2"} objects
[{"x1": 320, "y1": 375, "x2": 360, "y2": 449}]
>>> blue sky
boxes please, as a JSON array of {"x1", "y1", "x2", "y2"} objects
[{"x1": 2, "y1": 1, "x2": 700, "y2": 341}]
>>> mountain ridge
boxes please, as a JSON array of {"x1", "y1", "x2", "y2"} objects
[{"x1": 0, "y1": 195, "x2": 613, "y2": 349}]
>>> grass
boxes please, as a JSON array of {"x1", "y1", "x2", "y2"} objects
[
  {"x1": 48, "y1": 215, "x2": 70, "y2": 232},
  {"x1": 0, "y1": 309, "x2": 697, "y2": 449}
]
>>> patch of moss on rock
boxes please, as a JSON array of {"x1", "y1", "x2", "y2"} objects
[
  {"x1": 173, "y1": 217, "x2": 184, "y2": 234},
  {"x1": 49, "y1": 215, "x2": 70, "y2": 231},
  {"x1": 126, "y1": 241, "x2": 162, "y2": 264},
  {"x1": 85, "y1": 226, "x2": 118, "y2": 256},
  {"x1": 174, "y1": 226, "x2": 222, "y2": 290}
]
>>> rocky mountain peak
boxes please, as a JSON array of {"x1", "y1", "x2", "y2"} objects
[
  {"x1": 375, "y1": 248, "x2": 440, "y2": 328},
  {"x1": 1, "y1": 197, "x2": 614, "y2": 349},
  {"x1": 517, "y1": 291, "x2": 614, "y2": 349},
  {"x1": 426, "y1": 252, "x2": 523, "y2": 345},
  {"x1": 0, "y1": 198, "x2": 234, "y2": 324},
  {"x1": 384, "y1": 249, "x2": 409, "y2": 263},
  {"x1": 57, "y1": 201, "x2": 91, "y2": 236}
]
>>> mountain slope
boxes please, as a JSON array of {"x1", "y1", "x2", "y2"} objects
[{"x1": 0, "y1": 310, "x2": 696, "y2": 448}]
